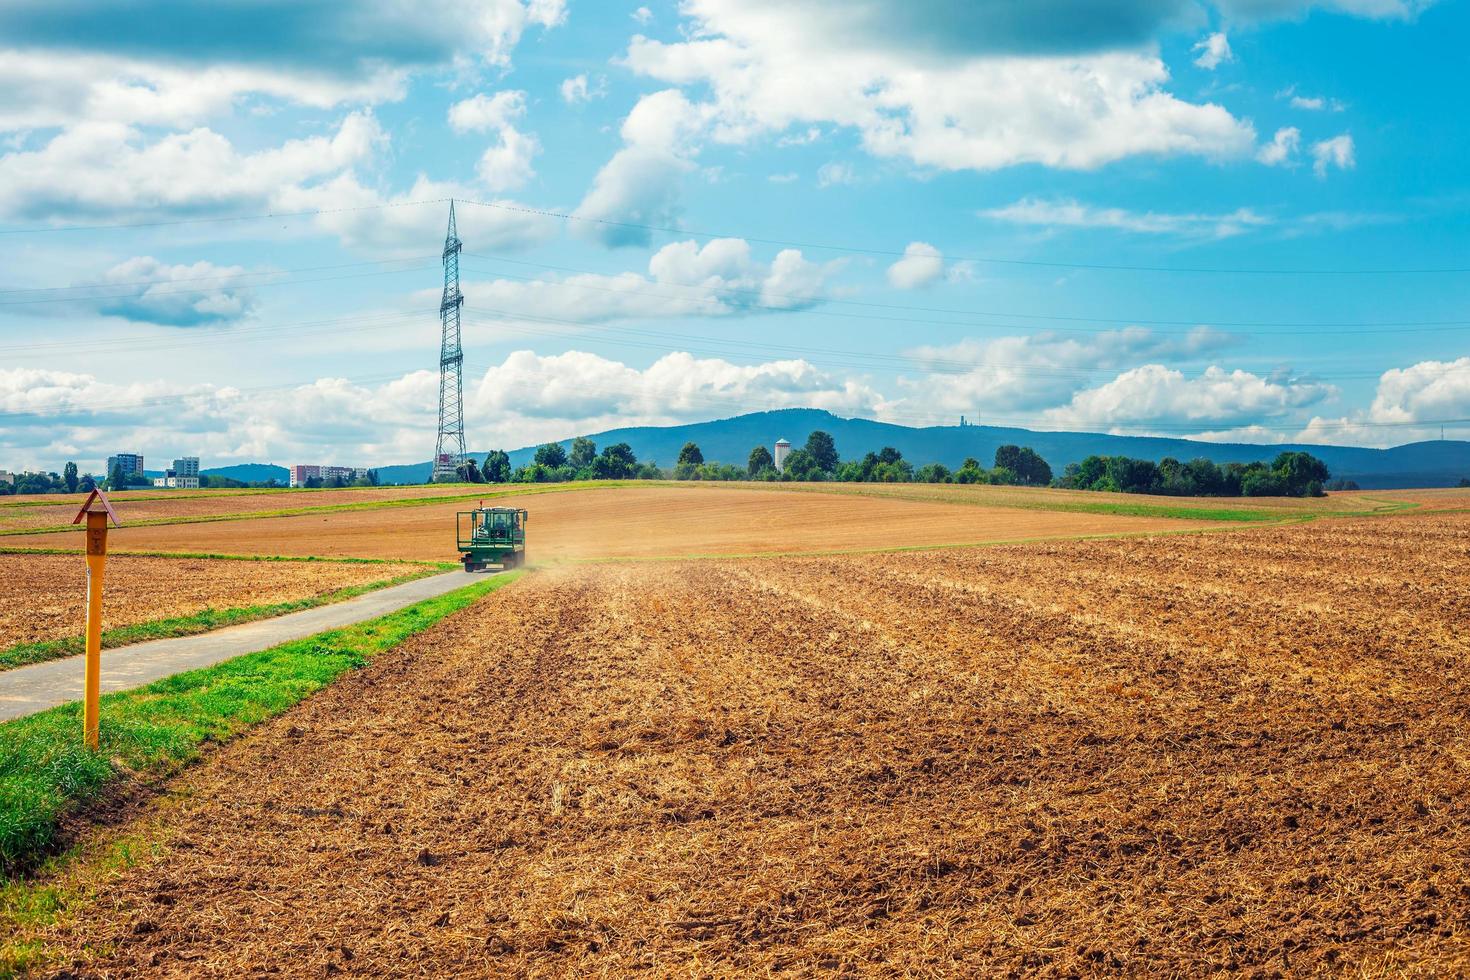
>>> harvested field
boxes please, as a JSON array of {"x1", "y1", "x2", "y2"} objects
[
  {"x1": 31, "y1": 510, "x2": 1470, "y2": 975},
  {"x1": 0, "y1": 485, "x2": 1222, "y2": 562},
  {"x1": 0, "y1": 484, "x2": 512, "y2": 534},
  {"x1": 0, "y1": 553, "x2": 424, "y2": 650}
]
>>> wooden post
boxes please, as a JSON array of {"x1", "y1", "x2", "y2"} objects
[
  {"x1": 72, "y1": 488, "x2": 120, "y2": 751},
  {"x1": 83, "y1": 512, "x2": 107, "y2": 749}
]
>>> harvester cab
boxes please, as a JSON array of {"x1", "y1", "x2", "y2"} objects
[{"x1": 457, "y1": 505, "x2": 528, "y2": 572}]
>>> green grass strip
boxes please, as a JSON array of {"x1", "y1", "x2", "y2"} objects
[
  {"x1": 0, "y1": 570, "x2": 520, "y2": 874},
  {"x1": 0, "y1": 566, "x2": 448, "y2": 673}
]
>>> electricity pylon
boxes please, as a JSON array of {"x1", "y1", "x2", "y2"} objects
[{"x1": 433, "y1": 201, "x2": 466, "y2": 481}]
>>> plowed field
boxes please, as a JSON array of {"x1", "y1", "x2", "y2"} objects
[
  {"x1": 0, "y1": 554, "x2": 423, "y2": 649},
  {"x1": 1, "y1": 485, "x2": 1221, "y2": 561},
  {"x1": 35, "y1": 511, "x2": 1470, "y2": 975}
]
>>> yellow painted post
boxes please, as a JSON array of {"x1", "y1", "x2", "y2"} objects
[{"x1": 83, "y1": 510, "x2": 107, "y2": 749}]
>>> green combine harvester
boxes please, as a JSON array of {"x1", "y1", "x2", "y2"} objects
[{"x1": 457, "y1": 505, "x2": 528, "y2": 572}]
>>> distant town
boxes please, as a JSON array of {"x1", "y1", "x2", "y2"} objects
[{"x1": 0, "y1": 454, "x2": 377, "y2": 495}]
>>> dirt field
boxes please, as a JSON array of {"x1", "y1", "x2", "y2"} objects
[
  {"x1": 0, "y1": 485, "x2": 494, "y2": 534},
  {"x1": 32, "y1": 509, "x2": 1470, "y2": 975},
  {"x1": 1, "y1": 485, "x2": 1225, "y2": 562},
  {"x1": 0, "y1": 554, "x2": 424, "y2": 650}
]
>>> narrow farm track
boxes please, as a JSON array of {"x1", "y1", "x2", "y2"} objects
[{"x1": 32, "y1": 514, "x2": 1470, "y2": 976}]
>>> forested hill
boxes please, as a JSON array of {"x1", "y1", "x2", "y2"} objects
[{"x1": 370, "y1": 408, "x2": 1468, "y2": 489}]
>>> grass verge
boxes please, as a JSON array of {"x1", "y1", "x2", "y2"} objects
[
  {"x1": 0, "y1": 570, "x2": 519, "y2": 875},
  {"x1": 0, "y1": 566, "x2": 449, "y2": 672}
]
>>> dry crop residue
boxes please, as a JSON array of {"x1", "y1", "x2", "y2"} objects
[
  {"x1": 0, "y1": 485, "x2": 1221, "y2": 562},
  {"x1": 36, "y1": 512, "x2": 1470, "y2": 975},
  {"x1": 0, "y1": 553, "x2": 424, "y2": 649}
]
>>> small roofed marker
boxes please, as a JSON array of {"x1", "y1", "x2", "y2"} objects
[{"x1": 71, "y1": 487, "x2": 122, "y2": 750}]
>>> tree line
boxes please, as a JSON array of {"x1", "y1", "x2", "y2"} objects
[{"x1": 454, "y1": 431, "x2": 1337, "y2": 498}]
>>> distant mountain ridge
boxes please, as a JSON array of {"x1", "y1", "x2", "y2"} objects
[{"x1": 369, "y1": 409, "x2": 1470, "y2": 490}]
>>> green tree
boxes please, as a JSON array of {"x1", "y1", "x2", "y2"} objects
[
  {"x1": 483, "y1": 451, "x2": 512, "y2": 483},
  {"x1": 569, "y1": 436, "x2": 597, "y2": 470},
  {"x1": 877, "y1": 446, "x2": 902, "y2": 465},
  {"x1": 1271, "y1": 451, "x2": 1331, "y2": 497},
  {"x1": 677, "y1": 442, "x2": 704, "y2": 466},
  {"x1": 534, "y1": 442, "x2": 568, "y2": 468},
  {"x1": 366, "y1": 469, "x2": 380, "y2": 486},
  {"x1": 780, "y1": 448, "x2": 824, "y2": 481},
  {"x1": 78, "y1": 473, "x2": 97, "y2": 492},
  {"x1": 594, "y1": 443, "x2": 638, "y2": 479},
  {"x1": 1458, "y1": 477, "x2": 1470, "y2": 488},
  {"x1": 748, "y1": 445, "x2": 773, "y2": 476},
  {"x1": 993, "y1": 445, "x2": 1052, "y2": 486},
  {"x1": 804, "y1": 431, "x2": 839, "y2": 473},
  {"x1": 456, "y1": 459, "x2": 484, "y2": 483},
  {"x1": 108, "y1": 463, "x2": 127, "y2": 491},
  {"x1": 62, "y1": 461, "x2": 79, "y2": 493}
]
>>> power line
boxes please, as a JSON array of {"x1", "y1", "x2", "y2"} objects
[{"x1": 455, "y1": 199, "x2": 1470, "y2": 277}]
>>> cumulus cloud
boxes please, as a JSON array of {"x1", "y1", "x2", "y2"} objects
[
  {"x1": 623, "y1": 3, "x2": 1256, "y2": 173},
  {"x1": 448, "y1": 91, "x2": 540, "y2": 191},
  {"x1": 1368, "y1": 357, "x2": 1470, "y2": 425},
  {"x1": 886, "y1": 242, "x2": 946, "y2": 289},
  {"x1": 0, "y1": 111, "x2": 384, "y2": 222},
  {"x1": 471, "y1": 350, "x2": 884, "y2": 436},
  {"x1": 91, "y1": 257, "x2": 260, "y2": 326},
  {"x1": 898, "y1": 327, "x2": 1240, "y2": 415},
  {"x1": 1311, "y1": 133, "x2": 1355, "y2": 177},
  {"x1": 816, "y1": 162, "x2": 857, "y2": 188},
  {"x1": 0, "y1": 344, "x2": 885, "y2": 470},
  {"x1": 471, "y1": 238, "x2": 834, "y2": 322},
  {"x1": 559, "y1": 74, "x2": 605, "y2": 104},
  {"x1": 572, "y1": 90, "x2": 711, "y2": 246},
  {"x1": 980, "y1": 197, "x2": 1272, "y2": 238},
  {"x1": 1041, "y1": 364, "x2": 1334, "y2": 430},
  {"x1": 1256, "y1": 126, "x2": 1300, "y2": 166},
  {"x1": 1192, "y1": 32, "x2": 1233, "y2": 69}
]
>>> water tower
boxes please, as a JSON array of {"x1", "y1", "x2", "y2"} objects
[{"x1": 774, "y1": 438, "x2": 791, "y2": 471}]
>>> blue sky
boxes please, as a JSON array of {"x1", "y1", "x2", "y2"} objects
[{"x1": 1, "y1": 0, "x2": 1467, "y2": 472}]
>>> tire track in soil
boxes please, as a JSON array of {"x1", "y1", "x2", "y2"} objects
[{"x1": 28, "y1": 521, "x2": 1470, "y2": 976}]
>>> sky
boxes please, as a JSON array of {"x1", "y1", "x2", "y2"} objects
[{"x1": 1, "y1": 0, "x2": 1468, "y2": 473}]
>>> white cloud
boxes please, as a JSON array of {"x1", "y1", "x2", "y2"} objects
[
  {"x1": 559, "y1": 74, "x2": 606, "y2": 104},
  {"x1": 980, "y1": 197, "x2": 1272, "y2": 238},
  {"x1": 572, "y1": 90, "x2": 711, "y2": 246},
  {"x1": 1256, "y1": 126, "x2": 1300, "y2": 166},
  {"x1": 816, "y1": 162, "x2": 857, "y2": 187},
  {"x1": 1192, "y1": 32, "x2": 1234, "y2": 70},
  {"x1": 447, "y1": 91, "x2": 540, "y2": 191},
  {"x1": 767, "y1": 172, "x2": 799, "y2": 183},
  {"x1": 886, "y1": 242, "x2": 945, "y2": 289},
  {"x1": 92, "y1": 257, "x2": 259, "y2": 326},
  {"x1": 1041, "y1": 364, "x2": 1334, "y2": 430},
  {"x1": 632, "y1": 6, "x2": 654, "y2": 24},
  {"x1": 622, "y1": 4, "x2": 1256, "y2": 173},
  {"x1": 0, "y1": 1, "x2": 567, "y2": 132},
  {"x1": 1368, "y1": 357, "x2": 1470, "y2": 424},
  {"x1": 0, "y1": 111, "x2": 385, "y2": 222},
  {"x1": 273, "y1": 174, "x2": 557, "y2": 253},
  {"x1": 471, "y1": 350, "x2": 884, "y2": 437},
  {"x1": 899, "y1": 328, "x2": 1240, "y2": 415},
  {"x1": 1311, "y1": 133, "x2": 1355, "y2": 177},
  {"x1": 471, "y1": 237, "x2": 834, "y2": 322},
  {"x1": 448, "y1": 91, "x2": 526, "y2": 133}
]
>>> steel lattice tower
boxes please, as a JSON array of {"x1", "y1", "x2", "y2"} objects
[{"x1": 432, "y1": 201, "x2": 467, "y2": 481}]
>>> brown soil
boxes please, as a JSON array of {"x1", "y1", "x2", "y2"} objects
[
  {"x1": 0, "y1": 485, "x2": 496, "y2": 533},
  {"x1": 33, "y1": 511, "x2": 1470, "y2": 976},
  {"x1": 1, "y1": 485, "x2": 1220, "y2": 562},
  {"x1": 0, "y1": 554, "x2": 423, "y2": 649}
]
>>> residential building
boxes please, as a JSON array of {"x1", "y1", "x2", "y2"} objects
[
  {"x1": 173, "y1": 456, "x2": 200, "y2": 478},
  {"x1": 152, "y1": 469, "x2": 200, "y2": 489},
  {"x1": 289, "y1": 464, "x2": 322, "y2": 488},
  {"x1": 105, "y1": 453, "x2": 144, "y2": 477},
  {"x1": 291, "y1": 463, "x2": 369, "y2": 487}
]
